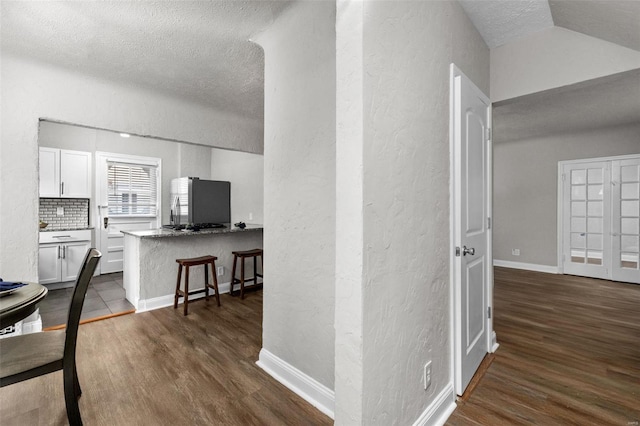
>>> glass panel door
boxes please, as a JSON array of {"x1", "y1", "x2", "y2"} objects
[
  {"x1": 612, "y1": 158, "x2": 640, "y2": 284},
  {"x1": 563, "y1": 161, "x2": 611, "y2": 280}
]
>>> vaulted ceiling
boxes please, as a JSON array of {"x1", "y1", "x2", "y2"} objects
[
  {"x1": 459, "y1": 0, "x2": 640, "y2": 140},
  {"x1": 459, "y1": 0, "x2": 640, "y2": 51},
  {"x1": 493, "y1": 68, "x2": 640, "y2": 142}
]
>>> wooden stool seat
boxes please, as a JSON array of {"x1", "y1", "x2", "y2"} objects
[
  {"x1": 176, "y1": 255, "x2": 217, "y2": 267},
  {"x1": 230, "y1": 249, "x2": 263, "y2": 299},
  {"x1": 231, "y1": 249, "x2": 264, "y2": 258},
  {"x1": 174, "y1": 255, "x2": 220, "y2": 315}
]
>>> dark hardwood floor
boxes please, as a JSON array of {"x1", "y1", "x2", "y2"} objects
[
  {"x1": 0, "y1": 291, "x2": 332, "y2": 425},
  {"x1": 448, "y1": 267, "x2": 640, "y2": 425},
  {"x1": 2, "y1": 268, "x2": 638, "y2": 425}
]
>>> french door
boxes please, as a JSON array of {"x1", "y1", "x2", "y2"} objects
[
  {"x1": 560, "y1": 155, "x2": 640, "y2": 284},
  {"x1": 612, "y1": 158, "x2": 640, "y2": 283}
]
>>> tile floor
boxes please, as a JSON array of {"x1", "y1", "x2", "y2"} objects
[{"x1": 38, "y1": 272, "x2": 134, "y2": 329}]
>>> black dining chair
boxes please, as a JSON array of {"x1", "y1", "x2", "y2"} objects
[{"x1": 0, "y1": 248, "x2": 101, "y2": 426}]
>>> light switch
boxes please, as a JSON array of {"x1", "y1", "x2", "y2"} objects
[{"x1": 56, "y1": 207, "x2": 64, "y2": 216}]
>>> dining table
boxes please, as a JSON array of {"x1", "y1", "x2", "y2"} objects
[{"x1": 0, "y1": 283, "x2": 48, "y2": 329}]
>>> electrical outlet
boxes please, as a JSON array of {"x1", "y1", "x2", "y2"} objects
[
  {"x1": 423, "y1": 361, "x2": 432, "y2": 390},
  {"x1": 56, "y1": 207, "x2": 64, "y2": 216},
  {"x1": 249, "y1": 212, "x2": 253, "y2": 221},
  {"x1": 217, "y1": 266, "x2": 224, "y2": 276},
  {"x1": 512, "y1": 248, "x2": 520, "y2": 256}
]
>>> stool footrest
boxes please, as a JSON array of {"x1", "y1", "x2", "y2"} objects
[
  {"x1": 176, "y1": 286, "x2": 217, "y2": 298},
  {"x1": 231, "y1": 277, "x2": 262, "y2": 285}
]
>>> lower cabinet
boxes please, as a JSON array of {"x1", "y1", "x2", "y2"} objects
[
  {"x1": 39, "y1": 230, "x2": 92, "y2": 284},
  {"x1": 39, "y1": 244, "x2": 63, "y2": 284}
]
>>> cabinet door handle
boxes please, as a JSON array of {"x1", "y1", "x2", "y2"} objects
[
  {"x1": 60, "y1": 182, "x2": 64, "y2": 195},
  {"x1": 62, "y1": 246, "x2": 66, "y2": 259},
  {"x1": 58, "y1": 245, "x2": 61, "y2": 259}
]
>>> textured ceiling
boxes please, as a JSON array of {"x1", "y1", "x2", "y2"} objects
[
  {"x1": 459, "y1": 0, "x2": 640, "y2": 52},
  {"x1": 550, "y1": 0, "x2": 640, "y2": 52},
  {"x1": 493, "y1": 69, "x2": 640, "y2": 142},
  {"x1": 0, "y1": 1, "x2": 292, "y2": 120},
  {"x1": 459, "y1": 0, "x2": 554, "y2": 48},
  {"x1": 2, "y1": 0, "x2": 638, "y2": 124}
]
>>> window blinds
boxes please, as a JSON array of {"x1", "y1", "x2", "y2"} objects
[{"x1": 107, "y1": 161, "x2": 158, "y2": 216}]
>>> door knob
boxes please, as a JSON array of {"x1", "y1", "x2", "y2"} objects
[
  {"x1": 104, "y1": 217, "x2": 109, "y2": 229},
  {"x1": 463, "y1": 246, "x2": 475, "y2": 256}
]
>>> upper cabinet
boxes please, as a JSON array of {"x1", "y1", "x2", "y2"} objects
[{"x1": 39, "y1": 147, "x2": 92, "y2": 198}]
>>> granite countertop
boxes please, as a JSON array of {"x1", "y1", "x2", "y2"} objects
[
  {"x1": 121, "y1": 224, "x2": 263, "y2": 239},
  {"x1": 40, "y1": 227, "x2": 94, "y2": 232}
]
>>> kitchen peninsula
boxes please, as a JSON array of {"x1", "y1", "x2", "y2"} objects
[{"x1": 121, "y1": 225, "x2": 263, "y2": 311}]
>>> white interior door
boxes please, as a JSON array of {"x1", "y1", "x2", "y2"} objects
[
  {"x1": 451, "y1": 65, "x2": 492, "y2": 396},
  {"x1": 612, "y1": 158, "x2": 640, "y2": 283},
  {"x1": 96, "y1": 152, "x2": 161, "y2": 275}
]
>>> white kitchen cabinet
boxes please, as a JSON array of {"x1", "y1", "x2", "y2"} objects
[
  {"x1": 39, "y1": 147, "x2": 60, "y2": 198},
  {"x1": 39, "y1": 230, "x2": 92, "y2": 284},
  {"x1": 38, "y1": 243, "x2": 63, "y2": 284},
  {"x1": 39, "y1": 147, "x2": 92, "y2": 198},
  {"x1": 61, "y1": 241, "x2": 91, "y2": 282}
]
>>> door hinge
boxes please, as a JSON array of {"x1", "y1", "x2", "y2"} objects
[
  {"x1": 455, "y1": 246, "x2": 461, "y2": 257},
  {"x1": 486, "y1": 128, "x2": 492, "y2": 140},
  {"x1": 488, "y1": 306, "x2": 492, "y2": 319},
  {"x1": 487, "y1": 217, "x2": 491, "y2": 229}
]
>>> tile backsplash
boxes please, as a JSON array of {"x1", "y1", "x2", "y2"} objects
[{"x1": 40, "y1": 198, "x2": 89, "y2": 229}]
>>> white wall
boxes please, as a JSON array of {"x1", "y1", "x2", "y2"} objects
[
  {"x1": 257, "y1": 0, "x2": 336, "y2": 392},
  {"x1": 491, "y1": 26, "x2": 640, "y2": 102},
  {"x1": 352, "y1": 1, "x2": 489, "y2": 424},
  {"x1": 258, "y1": 4, "x2": 488, "y2": 423},
  {"x1": 0, "y1": 53, "x2": 262, "y2": 280},
  {"x1": 178, "y1": 144, "x2": 212, "y2": 179},
  {"x1": 210, "y1": 149, "x2": 264, "y2": 225},
  {"x1": 494, "y1": 123, "x2": 640, "y2": 267},
  {"x1": 335, "y1": 1, "x2": 365, "y2": 422}
]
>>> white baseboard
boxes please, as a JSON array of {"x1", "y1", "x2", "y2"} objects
[
  {"x1": 136, "y1": 282, "x2": 231, "y2": 313},
  {"x1": 491, "y1": 331, "x2": 499, "y2": 353},
  {"x1": 412, "y1": 383, "x2": 457, "y2": 426},
  {"x1": 257, "y1": 348, "x2": 335, "y2": 419},
  {"x1": 493, "y1": 259, "x2": 559, "y2": 274}
]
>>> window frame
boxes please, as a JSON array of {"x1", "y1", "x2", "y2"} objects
[
  {"x1": 96, "y1": 152, "x2": 162, "y2": 219},
  {"x1": 107, "y1": 160, "x2": 159, "y2": 218}
]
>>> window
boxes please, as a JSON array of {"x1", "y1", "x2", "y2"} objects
[{"x1": 107, "y1": 161, "x2": 158, "y2": 216}]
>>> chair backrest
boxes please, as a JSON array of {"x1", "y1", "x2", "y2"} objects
[{"x1": 64, "y1": 248, "x2": 102, "y2": 357}]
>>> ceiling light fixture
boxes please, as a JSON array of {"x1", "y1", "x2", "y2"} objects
[{"x1": 119, "y1": 133, "x2": 131, "y2": 138}]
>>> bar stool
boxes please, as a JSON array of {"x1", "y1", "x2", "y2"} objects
[
  {"x1": 230, "y1": 249, "x2": 263, "y2": 299},
  {"x1": 174, "y1": 255, "x2": 220, "y2": 316}
]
